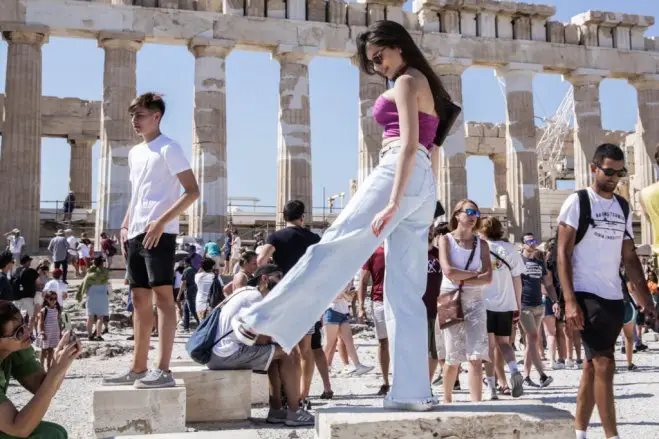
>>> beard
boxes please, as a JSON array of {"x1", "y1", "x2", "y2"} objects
[{"x1": 595, "y1": 178, "x2": 616, "y2": 194}]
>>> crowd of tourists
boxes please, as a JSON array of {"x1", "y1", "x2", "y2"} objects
[{"x1": 0, "y1": 19, "x2": 658, "y2": 439}]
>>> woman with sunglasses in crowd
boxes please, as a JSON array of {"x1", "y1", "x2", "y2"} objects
[
  {"x1": 438, "y1": 199, "x2": 492, "y2": 403},
  {"x1": 0, "y1": 301, "x2": 80, "y2": 438},
  {"x1": 232, "y1": 20, "x2": 455, "y2": 411}
]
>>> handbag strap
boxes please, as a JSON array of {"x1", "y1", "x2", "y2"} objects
[
  {"x1": 490, "y1": 250, "x2": 512, "y2": 271},
  {"x1": 459, "y1": 235, "x2": 479, "y2": 288}
]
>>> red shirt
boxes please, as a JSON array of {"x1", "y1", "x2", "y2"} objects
[{"x1": 362, "y1": 246, "x2": 385, "y2": 302}]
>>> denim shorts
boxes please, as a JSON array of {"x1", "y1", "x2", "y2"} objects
[{"x1": 323, "y1": 308, "x2": 349, "y2": 325}]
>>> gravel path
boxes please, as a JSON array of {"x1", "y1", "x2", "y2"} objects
[{"x1": 9, "y1": 288, "x2": 659, "y2": 439}]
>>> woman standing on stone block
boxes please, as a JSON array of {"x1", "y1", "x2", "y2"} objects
[{"x1": 233, "y1": 20, "x2": 456, "y2": 411}]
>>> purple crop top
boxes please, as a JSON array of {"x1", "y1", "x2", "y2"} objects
[{"x1": 372, "y1": 96, "x2": 440, "y2": 148}]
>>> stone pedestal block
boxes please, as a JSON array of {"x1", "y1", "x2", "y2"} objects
[
  {"x1": 251, "y1": 372, "x2": 269, "y2": 405},
  {"x1": 92, "y1": 381, "x2": 186, "y2": 438},
  {"x1": 171, "y1": 366, "x2": 251, "y2": 422},
  {"x1": 316, "y1": 400, "x2": 574, "y2": 439}
]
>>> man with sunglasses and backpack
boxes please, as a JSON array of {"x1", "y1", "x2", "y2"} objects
[{"x1": 557, "y1": 143, "x2": 657, "y2": 439}]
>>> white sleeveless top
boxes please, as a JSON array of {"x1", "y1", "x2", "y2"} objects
[{"x1": 440, "y1": 233, "x2": 482, "y2": 291}]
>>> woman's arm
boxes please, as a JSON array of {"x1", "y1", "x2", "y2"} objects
[
  {"x1": 463, "y1": 240, "x2": 493, "y2": 286},
  {"x1": 438, "y1": 235, "x2": 479, "y2": 282}
]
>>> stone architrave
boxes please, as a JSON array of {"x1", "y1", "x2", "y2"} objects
[
  {"x1": 352, "y1": 56, "x2": 386, "y2": 185},
  {"x1": 274, "y1": 46, "x2": 315, "y2": 229},
  {"x1": 490, "y1": 153, "x2": 507, "y2": 209},
  {"x1": 0, "y1": 27, "x2": 48, "y2": 252},
  {"x1": 564, "y1": 68, "x2": 607, "y2": 190},
  {"x1": 94, "y1": 32, "x2": 143, "y2": 243},
  {"x1": 188, "y1": 38, "x2": 233, "y2": 242},
  {"x1": 632, "y1": 74, "x2": 659, "y2": 244},
  {"x1": 432, "y1": 58, "x2": 470, "y2": 220},
  {"x1": 496, "y1": 63, "x2": 542, "y2": 241},
  {"x1": 68, "y1": 136, "x2": 96, "y2": 207}
]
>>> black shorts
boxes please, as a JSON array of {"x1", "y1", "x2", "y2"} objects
[
  {"x1": 127, "y1": 233, "x2": 177, "y2": 289},
  {"x1": 576, "y1": 291, "x2": 624, "y2": 361},
  {"x1": 311, "y1": 321, "x2": 322, "y2": 350},
  {"x1": 486, "y1": 310, "x2": 514, "y2": 337}
]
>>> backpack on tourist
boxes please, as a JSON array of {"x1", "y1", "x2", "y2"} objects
[
  {"x1": 206, "y1": 274, "x2": 225, "y2": 310},
  {"x1": 10, "y1": 266, "x2": 26, "y2": 300}
]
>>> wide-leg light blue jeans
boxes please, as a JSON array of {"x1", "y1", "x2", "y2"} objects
[{"x1": 239, "y1": 141, "x2": 436, "y2": 402}]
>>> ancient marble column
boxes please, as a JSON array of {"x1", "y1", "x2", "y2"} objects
[
  {"x1": 496, "y1": 63, "x2": 542, "y2": 241},
  {"x1": 432, "y1": 58, "x2": 470, "y2": 219},
  {"x1": 94, "y1": 32, "x2": 143, "y2": 243},
  {"x1": 564, "y1": 69, "x2": 606, "y2": 190},
  {"x1": 353, "y1": 56, "x2": 386, "y2": 184},
  {"x1": 490, "y1": 153, "x2": 507, "y2": 209},
  {"x1": 68, "y1": 137, "x2": 96, "y2": 207},
  {"x1": 632, "y1": 74, "x2": 659, "y2": 244},
  {"x1": 0, "y1": 28, "x2": 48, "y2": 252},
  {"x1": 188, "y1": 38, "x2": 233, "y2": 242},
  {"x1": 274, "y1": 47, "x2": 314, "y2": 229}
]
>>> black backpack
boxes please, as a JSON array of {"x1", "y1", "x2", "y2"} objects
[
  {"x1": 207, "y1": 275, "x2": 225, "y2": 310},
  {"x1": 10, "y1": 266, "x2": 25, "y2": 300}
]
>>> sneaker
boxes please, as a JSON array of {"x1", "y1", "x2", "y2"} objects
[
  {"x1": 102, "y1": 369, "x2": 147, "y2": 387},
  {"x1": 575, "y1": 359, "x2": 584, "y2": 369},
  {"x1": 285, "y1": 408, "x2": 315, "y2": 427},
  {"x1": 377, "y1": 384, "x2": 390, "y2": 396},
  {"x1": 627, "y1": 363, "x2": 638, "y2": 371},
  {"x1": 485, "y1": 385, "x2": 499, "y2": 401},
  {"x1": 551, "y1": 361, "x2": 565, "y2": 370},
  {"x1": 635, "y1": 343, "x2": 648, "y2": 352},
  {"x1": 510, "y1": 371, "x2": 524, "y2": 398},
  {"x1": 266, "y1": 408, "x2": 288, "y2": 424},
  {"x1": 126, "y1": 335, "x2": 134, "y2": 341},
  {"x1": 431, "y1": 375, "x2": 443, "y2": 386},
  {"x1": 454, "y1": 378, "x2": 461, "y2": 391},
  {"x1": 300, "y1": 398, "x2": 312, "y2": 410},
  {"x1": 539, "y1": 375, "x2": 553, "y2": 388},
  {"x1": 565, "y1": 359, "x2": 575, "y2": 369},
  {"x1": 231, "y1": 316, "x2": 257, "y2": 346},
  {"x1": 133, "y1": 369, "x2": 176, "y2": 389},
  {"x1": 523, "y1": 377, "x2": 540, "y2": 388},
  {"x1": 383, "y1": 396, "x2": 437, "y2": 411},
  {"x1": 348, "y1": 364, "x2": 374, "y2": 376}
]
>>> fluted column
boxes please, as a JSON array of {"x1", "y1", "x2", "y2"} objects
[
  {"x1": 187, "y1": 38, "x2": 233, "y2": 242},
  {"x1": 490, "y1": 153, "x2": 507, "y2": 209},
  {"x1": 274, "y1": 46, "x2": 314, "y2": 229},
  {"x1": 632, "y1": 74, "x2": 659, "y2": 244},
  {"x1": 432, "y1": 58, "x2": 470, "y2": 219},
  {"x1": 0, "y1": 27, "x2": 48, "y2": 252},
  {"x1": 68, "y1": 136, "x2": 96, "y2": 207},
  {"x1": 95, "y1": 32, "x2": 143, "y2": 243},
  {"x1": 496, "y1": 63, "x2": 542, "y2": 241},
  {"x1": 564, "y1": 68, "x2": 606, "y2": 190},
  {"x1": 352, "y1": 57, "x2": 386, "y2": 184}
]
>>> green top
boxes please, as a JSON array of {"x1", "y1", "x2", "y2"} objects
[{"x1": 0, "y1": 348, "x2": 41, "y2": 404}]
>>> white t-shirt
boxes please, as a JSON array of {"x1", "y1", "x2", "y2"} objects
[
  {"x1": 482, "y1": 240, "x2": 525, "y2": 312},
  {"x1": 174, "y1": 271, "x2": 183, "y2": 288},
  {"x1": 194, "y1": 272, "x2": 215, "y2": 307},
  {"x1": 44, "y1": 279, "x2": 67, "y2": 307},
  {"x1": 66, "y1": 236, "x2": 78, "y2": 255},
  {"x1": 127, "y1": 135, "x2": 191, "y2": 239},
  {"x1": 214, "y1": 287, "x2": 264, "y2": 357},
  {"x1": 8, "y1": 236, "x2": 24, "y2": 254},
  {"x1": 557, "y1": 188, "x2": 633, "y2": 300},
  {"x1": 77, "y1": 243, "x2": 90, "y2": 259},
  {"x1": 329, "y1": 295, "x2": 350, "y2": 315}
]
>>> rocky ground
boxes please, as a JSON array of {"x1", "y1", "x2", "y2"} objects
[{"x1": 8, "y1": 280, "x2": 659, "y2": 439}]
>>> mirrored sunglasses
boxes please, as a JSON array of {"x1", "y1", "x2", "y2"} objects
[
  {"x1": 524, "y1": 239, "x2": 539, "y2": 245},
  {"x1": 463, "y1": 208, "x2": 481, "y2": 218}
]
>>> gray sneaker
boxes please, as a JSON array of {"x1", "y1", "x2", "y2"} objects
[
  {"x1": 133, "y1": 369, "x2": 176, "y2": 389},
  {"x1": 102, "y1": 369, "x2": 147, "y2": 387}
]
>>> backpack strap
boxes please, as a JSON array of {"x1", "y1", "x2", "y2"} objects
[
  {"x1": 575, "y1": 189, "x2": 592, "y2": 246},
  {"x1": 613, "y1": 193, "x2": 634, "y2": 241}
]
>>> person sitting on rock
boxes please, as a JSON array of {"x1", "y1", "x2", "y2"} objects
[{"x1": 0, "y1": 300, "x2": 81, "y2": 438}]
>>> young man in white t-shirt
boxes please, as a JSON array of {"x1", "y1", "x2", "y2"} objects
[
  {"x1": 557, "y1": 143, "x2": 656, "y2": 439},
  {"x1": 102, "y1": 93, "x2": 200, "y2": 389}
]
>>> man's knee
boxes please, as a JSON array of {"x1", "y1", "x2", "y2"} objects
[{"x1": 592, "y1": 355, "x2": 615, "y2": 374}]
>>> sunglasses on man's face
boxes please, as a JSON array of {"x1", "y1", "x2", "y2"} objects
[
  {"x1": 524, "y1": 239, "x2": 538, "y2": 245},
  {"x1": 462, "y1": 208, "x2": 481, "y2": 218},
  {"x1": 597, "y1": 165, "x2": 627, "y2": 178},
  {"x1": 1, "y1": 323, "x2": 26, "y2": 341}
]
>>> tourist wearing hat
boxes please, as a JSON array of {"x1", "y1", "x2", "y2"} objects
[
  {"x1": 47, "y1": 231, "x2": 69, "y2": 284},
  {"x1": 11, "y1": 255, "x2": 41, "y2": 334},
  {"x1": 3, "y1": 229, "x2": 24, "y2": 264}
]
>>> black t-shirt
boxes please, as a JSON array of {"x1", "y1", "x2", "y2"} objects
[
  {"x1": 266, "y1": 226, "x2": 321, "y2": 274},
  {"x1": 17, "y1": 268, "x2": 39, "y2": 299},
  {"x1": 0, "y1": 273, "x2": 12, "y2": 301},
  {"x1": 521, "y1": 254, "x2": 546, "y2": 307},
  {"x1": 182, "y1": 267, "x2": 197, "y2": 293}
]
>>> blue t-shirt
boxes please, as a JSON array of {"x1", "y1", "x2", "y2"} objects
[
  {"x1": 204, "y1": 242, "x2": 220, "y2": 257},
  {"x1": 521, "y1": 254, "x2": 546, "y2": 307}
]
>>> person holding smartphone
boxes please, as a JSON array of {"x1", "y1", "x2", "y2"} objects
[{"x1": 0, "y1": 300, "x2": 81, "y2": 438}]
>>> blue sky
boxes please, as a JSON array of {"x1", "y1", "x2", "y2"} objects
[{"x1": 0, "y1": 0, "x2": 657, "y2": 213}]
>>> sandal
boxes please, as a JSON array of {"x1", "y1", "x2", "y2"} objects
[
  {"x1": 319, "y1": 390, "x2": 334, "y2": 400},
  {"x1": 376, "y1": 384, "x2": 390, "y2": 396},
  {"x1": 499, "y1": 386, "x2": 511, "y2": 396}
]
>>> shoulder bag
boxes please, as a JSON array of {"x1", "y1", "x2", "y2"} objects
[{"x1": 438, "y1": 235, "x2": 478, "y2": 330}]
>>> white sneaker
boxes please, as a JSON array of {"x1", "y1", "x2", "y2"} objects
[
  {"x1": 485, "y1": 385, "x2": 499, "y2": 401},
  {"x1": 349, "y1": 364, "x2": 374, "y2": 376},
  {"x1": 551, "y1": 361, "x2": 565, "y2": 370},
  {"x1": 565, "y1": 359, "x2": 575, "y2": 369}
]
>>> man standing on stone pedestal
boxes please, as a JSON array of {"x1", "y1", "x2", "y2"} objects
[{"x1": 102, "y1": 93, "x2": 200, "y2": 389}]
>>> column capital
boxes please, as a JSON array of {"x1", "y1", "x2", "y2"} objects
[
  {"x1": 631, "y1": 74, "x2": 659, "y2": 91},
  {"x1": 1, "y1": 24, "x2": 49, "y2": 46},
  {"x1": 431, "y1": 57, "x2": 472, "y2": 76},
  {"x1": 98, "y1": 31, "x2": 144, "y2": 51},
  {"x1": 272, "y1": 45, "x2": 317, "y2": 64},
  {"x1": 563, "y1": 68, "x2": 609, "y2": 85},
  {"x1": 495, "y1": 62, "x2": 543, "y2": 76},
  {"x1": 67, "y1": 136, "x2": 97, "y2": 147},
  {"x1": 188, "y1": 37, "x2": 234, "y2": 58}
]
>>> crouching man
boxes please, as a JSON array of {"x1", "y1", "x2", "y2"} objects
[
  {"x1": 0, "y1": 300, "x2": 81, "y2": 438},
  {"x1": 209, "y1": 264, "x2": 314, "y2": 427}
]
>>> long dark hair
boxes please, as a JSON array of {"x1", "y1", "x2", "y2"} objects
[{"x1": 356, "y1": 21, "x2": 452, "y2": 135}]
